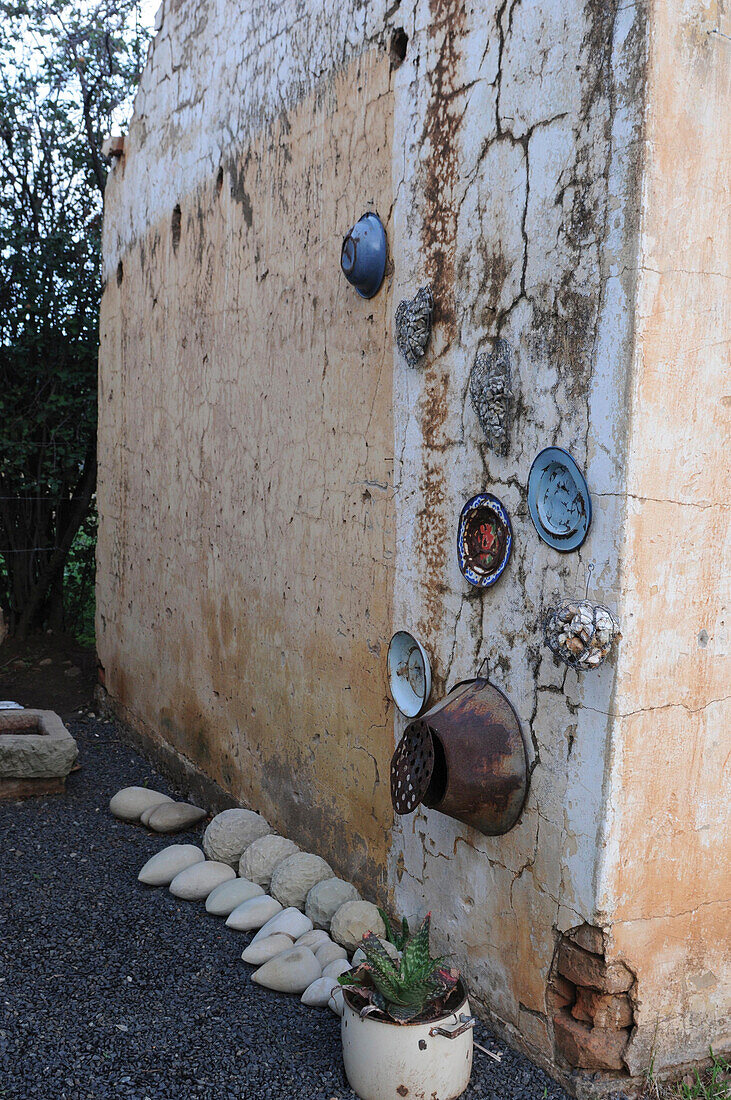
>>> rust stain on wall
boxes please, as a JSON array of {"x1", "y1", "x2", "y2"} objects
[
  {"x1": 421, "y1": 0, "x2": 466, "y2": 335},
  {"x1": 97, "y1": 49, "x2": 396, "y2": 894},
  {"x1": 415, "y1": 0, "x2": 466, "y2": 655}
]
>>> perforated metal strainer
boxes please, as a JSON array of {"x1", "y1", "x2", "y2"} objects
[{"x1": 390, "y1": 719, "x2": 435, "y2": 815}]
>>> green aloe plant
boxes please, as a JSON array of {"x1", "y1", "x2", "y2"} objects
[
  {"x1": 339, "y1": 913, "x2": 460, "y2": 1023},
  {"x1": 377, "y1": 906, "x2": 410, "y2": 951}
]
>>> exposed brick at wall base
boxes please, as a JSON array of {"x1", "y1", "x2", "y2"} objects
[
  {"x1": 566, "y1": 924, "x2": 605, "y2": 956},
  {"x1": 552, "y1": 927, "x2": 635, "y2": 1076},
  {"x1": 468, "y1": 989, "x2": 639, "y2": 1100},
  {"x1": 547, "y1": 975, "x2": 576, "y2": 1015},
  {"x1": 573, "y1": 989, "x2": 633, "y2": 1029},
  {"x1": 554, "y1": 1011, "x2": 629, "y2": 1073},
  {"x1": 557, "y1": 942, "x2": 634, "y2": 995}
]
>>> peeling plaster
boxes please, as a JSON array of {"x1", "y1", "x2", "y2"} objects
[
  {"x1": 389, "y1": 0, "x2": 649, "y2": 1058},
  {"x1": 98, "y1": 0, "x2": 729, "y2": 1086}
]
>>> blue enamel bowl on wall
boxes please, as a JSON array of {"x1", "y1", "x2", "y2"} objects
[
  {"x1": 527, "y1": 447, "x2": 591, "y2": 552},
  {"x1": 341, "y1": 212, "x2": 387, "y2": 299},
  {"x1": 457, "y1": 493, "x2": 513, "y2": 588}
]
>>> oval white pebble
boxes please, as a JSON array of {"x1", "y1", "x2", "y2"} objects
[
  {"x1": 251, "y1": 907, "x2": 313, "y2": 945},
  {"x1": 169, "y1": 860, "x2": 235, "y2": 900},
  {"x1": 225, "y1": 895, "x2": 282, "y2": 931},
  {"x1": 322, "y1": 958, "x2": 352, "y2": 980},
  {"x1": 295, "y1": 929, "x2": 331, "y2": 950},
  {"x1": 251, "y1": 946, "x2": 322, "y2": 994},
  {"x1": 138, "y1": 844, "x2": 205, "y2": 886},
  {"x1": 301, "y1": 976, "x2": 340, "y2": 1007},
  {"x1": 315, "y1": 941, "x2": 348, "y2": 968},
  {"x1": 110, "y1": 787, "x2": 173, "y2": 822},
  {"x1": 241, "y1": 934, "x2": 295, "y2": 965},
  {"x1": 146, "y1": 802, "x2": 207, "y2": 834},
  {"x1": 205, "y1": 877, "x2": 264, "y2": 916}
]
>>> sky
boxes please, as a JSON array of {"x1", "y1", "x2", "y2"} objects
[
  {"x1": 139, "y1": 0, "x2": 159, "y2": 32},
  {"x1": 108, "y1": 0, "x2": 159, "y2": 130}
]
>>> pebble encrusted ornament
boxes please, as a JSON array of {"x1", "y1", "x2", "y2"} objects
[
  {"x1": 544, "y1": 597, "x2": 621, "y2": 671},
  {"x1": 469, "y1": 340, "x2": 512, "y2": 455},
  {"x1": 395, "y1": 285, "x2": 433, "y2": 366}
]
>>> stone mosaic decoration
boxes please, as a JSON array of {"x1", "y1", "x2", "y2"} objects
[
  {"x1": 395, "y1": 285, "x2": 433, "y2": 366},
  {"x1": 544, "y1": 599, "x2": 621, "y2": 671},
  {"x1": 469, "y1": 340, "x2": 512, "y2": 455}
]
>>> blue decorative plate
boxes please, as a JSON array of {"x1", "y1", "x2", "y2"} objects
[
  {"x1": 457, "y1": 493, "x2": 513, "y2": 588},
  {"x1": 527, "y1": 448, "x2": 591, "y2": 552}
]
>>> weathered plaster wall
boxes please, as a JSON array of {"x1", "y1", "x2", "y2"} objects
[
  {"x1": 98, "y1": 2, "x2": 399, "y2": 889},
  {"x1": 388, "y1": 0, "x2": 648, "y2": 1074},
  {"x1": 98, "y1": 0, "x2": 728, "y2": 1088},
  {"x1": 597, "y1": 0, "x2": 731, "y2": 1076}
]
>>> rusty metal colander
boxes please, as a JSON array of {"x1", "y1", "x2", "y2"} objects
[{"x1": 390, "y1": 720, "x2": 435, "y2": 815}]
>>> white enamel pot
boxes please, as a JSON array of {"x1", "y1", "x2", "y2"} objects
[{"x1": 341, "y1": 984, "x2": 474, "y2": 1100}]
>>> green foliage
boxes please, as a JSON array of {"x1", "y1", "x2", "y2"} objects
[
  {"x1": 644, "y1": 1049, "x2": 729, "y2": 1100},
  {"x1": 0, "y1": 0, "x2": 150, "y2": 635},
  {"x1": 339, "y1": 913, "x2": 461, "y2": 1024},
  {"x1": 378, "y1": 907, "x2": 410, "y2": 951},
  {"x1": 63, "y1": 506, "x2": 97, "y2": 645},
  {"x1": 670, "y1": 1050, "x2": 729, "y2": 1100}
]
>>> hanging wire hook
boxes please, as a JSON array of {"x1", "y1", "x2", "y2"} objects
[
  {"x1": 476, "y1": 655, "x2": 490, "y2": 680},
  {"x1": 584, "y1": 561, "x2": 595, "y2": 601}
]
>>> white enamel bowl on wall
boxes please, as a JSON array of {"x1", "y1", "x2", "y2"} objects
[{"x1": 387, "y1": 631, "x2": 432, "y2": 718}]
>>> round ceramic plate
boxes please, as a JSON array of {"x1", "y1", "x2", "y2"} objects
[
  {"x1": 527, "y1": 447, "x2": 591, "y2": 551},
  {"x1": 457, "y1": 493, "x2": 513, "y2": 588},
  {"x1": 387, "y1": 631, "x2": 432, "y2": 717}
]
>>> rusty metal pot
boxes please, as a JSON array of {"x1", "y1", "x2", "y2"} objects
[{"x1": 391, "y1": 678, "x2": 528, "y2": 836}]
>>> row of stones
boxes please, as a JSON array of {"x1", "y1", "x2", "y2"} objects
[
  {"x1": 109, "y1": 786, "x2": 207, "y2": 833},
  {"x1": 111, "y1": 788, "x2": 388, "y2": 1014},
  {"x1": 548, "y1": 925, "x2": 635, "y2": 1073}
]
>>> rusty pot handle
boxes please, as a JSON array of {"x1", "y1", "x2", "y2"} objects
[{"x1": 429, "y1": 1014, "x2": 476, "y2": 1039}]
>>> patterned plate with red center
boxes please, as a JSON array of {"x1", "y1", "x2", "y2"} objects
[{"x1": 457, "y1": 493, "x2": 513, "y2": 588}]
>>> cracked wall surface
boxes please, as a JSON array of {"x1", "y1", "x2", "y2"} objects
[
  {"x1": 98, "y1": 0, "x2": 729, "y2": 1088},
  {"x1": 388, "y1": 0, "x2": 648, "y2": 1075}
]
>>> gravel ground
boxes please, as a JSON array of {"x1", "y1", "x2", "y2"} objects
[{"x1": 0, "y1": 716, "x2": 578, "y2": 1100}]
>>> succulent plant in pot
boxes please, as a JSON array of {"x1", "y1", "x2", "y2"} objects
[{"x1": 338, "y1": 913, "x2": 474, "y2": 1100}]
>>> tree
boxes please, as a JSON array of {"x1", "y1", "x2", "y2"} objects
[{"x1": 0, "y1": 0, "x2": 150, "y2": 637}]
